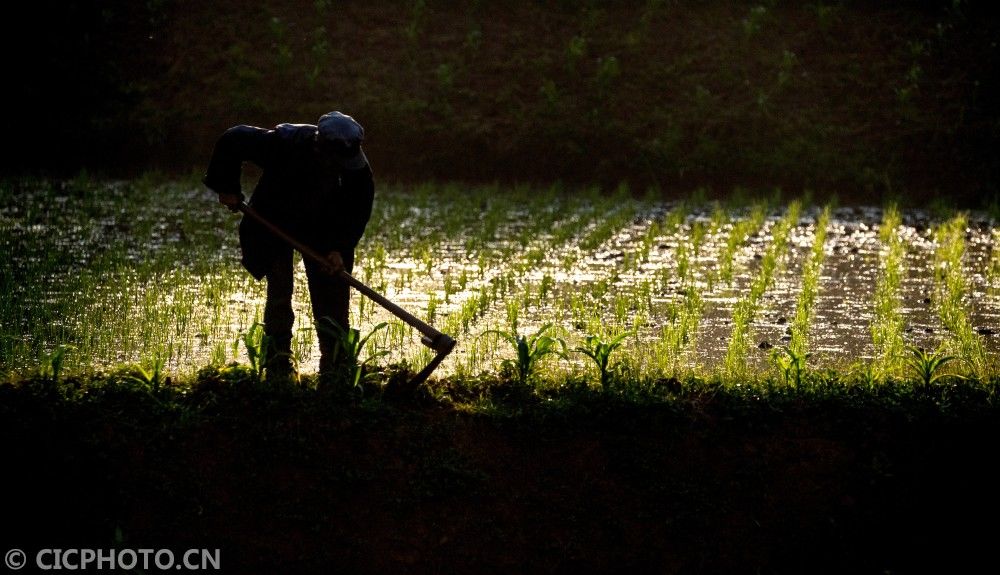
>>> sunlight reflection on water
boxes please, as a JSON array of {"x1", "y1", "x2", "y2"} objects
[{"x1": 3, "y1": 181, "x2": 997, "y2": 379}]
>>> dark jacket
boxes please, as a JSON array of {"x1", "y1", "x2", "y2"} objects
[{"x1": 203, "y1": 123, "x2": 375, "y2": 279}]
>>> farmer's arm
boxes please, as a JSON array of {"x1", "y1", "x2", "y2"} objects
[
  {"x1": 340, "y1": 163, "x2": 375, "y2": 249},
  {"x1": 318, "y1": 162, "x2": 374, "y2": 273},
  {"x1": 202, "y1": 125, "x2": 274, "y2": 206}
]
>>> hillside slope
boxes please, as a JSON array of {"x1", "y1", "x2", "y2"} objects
[{"x1": 5, "y1": 1, "x2": 998, "y2": 205}]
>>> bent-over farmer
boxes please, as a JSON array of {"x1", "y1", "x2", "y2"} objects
[{"x1": 203, "y1": 111, "x2": 374, "y2": 380}]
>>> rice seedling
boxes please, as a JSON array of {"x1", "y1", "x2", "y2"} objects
[
  {"x1": 905, "y1": 345, "x2": 956, "y2": 389},
  {"x1": 426, "y1": 292, "x2": 439, "y2": 326},
  {"x1": 787, "y1": 205, "x2": 832, "y2": 362},
  {"x1": 718, "y1": 202, "x2": 769, "y2": 287},
  {"x1": 578, "y1": 201, "x2": 640, "y2": 253},
  {"x1": 870, "y1": 204, "x2": 907, "y2": 379},
  {"x1": 932, "y1": 214, "x2": 990, "y2": 378},
  {"x1": 654, "y1": 290, "x2": 703, "y2": 376},
  {"x1": 990, "y1": 229, "x2": 1000, "y2": 283},
  {"x1": 652, "y1": 210, "x2": 707, "y2": 376},
  {"x1": 209, "y1": 340, "x2": 228, "y2": 367},
  {"x1": 724, "y1": 201, "x2": 801, "y2": 379},
  {"x1": 770, "y1": 345, "x2": 811, "y2": 389}
]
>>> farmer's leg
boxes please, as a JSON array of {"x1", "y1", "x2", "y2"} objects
[
  {"x1": 304, "y1": 251, "x2": 353, "y2": 374},
  {"x1": 263, "y1": 247, "x2": 296, "y2": 376}
]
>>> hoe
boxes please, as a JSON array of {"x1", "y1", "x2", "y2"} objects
[{"x1": 236, "y1": 201, "x2": 457, "y2": 391}]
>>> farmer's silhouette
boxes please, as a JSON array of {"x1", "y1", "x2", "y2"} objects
[{"x1": 203, "y1": 111, "x2": 374, "y2": 380}]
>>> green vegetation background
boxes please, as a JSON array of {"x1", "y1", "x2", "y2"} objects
[{"x1": 4, "y1": 0, "x2": 998, "y2": 206}]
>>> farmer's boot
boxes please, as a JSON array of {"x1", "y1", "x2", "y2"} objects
[{"x1": 264, "y1": 336, "x2": 296, "y2": 383}]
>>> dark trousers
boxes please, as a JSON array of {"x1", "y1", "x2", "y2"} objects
[{"x1": 262, "y1": 247, "x2": 354, "y2": 371}]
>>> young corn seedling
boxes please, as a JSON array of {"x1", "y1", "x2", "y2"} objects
[
  {"x1": 125, "y1": 354, "x2": 168, "y2": 391},
  {"x1": 575, "y1": 332, "x2": 629, "y2": 392},
  {"x1": 481, "y1": 323, "x2": 566, "y2": 387},
  {"x1": 317, "y1": 319, "x2": 391, "y2": 390},
  {"x1": 240, "y1": 321, "x2": 271, "y2": 382},
  {"x1": 37, "y1": 345, "x2": 70, "y2": 383}
]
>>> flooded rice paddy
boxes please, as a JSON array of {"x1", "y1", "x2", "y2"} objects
[{"x1": 1, "y1": 178, "x2": 997, "y2": 381}]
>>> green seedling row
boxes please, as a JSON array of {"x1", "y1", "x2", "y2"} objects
[
  {"x1": 933, "y1": 214, "x2": 991, "y2": 378},
  {"x1": 724, "y1": 201, "x2": 802, "y2": 378},
  {"x1": 778, "y1": 204, "x2": 833, "y2": 383},
  {"x1": 2, "y1": 179, "x2": 997, "y2": 389},
  {"x1": 871, "y1": 204, "x2": 908, "y2": 379}
]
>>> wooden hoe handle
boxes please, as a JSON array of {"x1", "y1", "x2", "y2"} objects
[{"x1": 235, "y1": 201, "x2": 457, "y2": 366}]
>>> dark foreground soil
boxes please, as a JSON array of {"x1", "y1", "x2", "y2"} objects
[{"x1": 3, "y1": 381, "x2": 998, "y2": 574}]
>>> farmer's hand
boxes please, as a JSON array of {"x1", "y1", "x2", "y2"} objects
[
  {"x1": 323, "y1": 250, "x2": 345, "y2": 275},
  {"x1": 218, "y1": 192, "x2": 242, "y2": 212}
]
